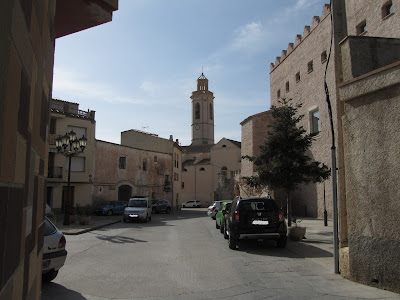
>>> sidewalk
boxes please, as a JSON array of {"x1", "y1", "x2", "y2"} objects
[{"x1": 55, "y1": 214, "x2": 122, "y2": 235}]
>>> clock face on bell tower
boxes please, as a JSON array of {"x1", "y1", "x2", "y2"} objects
[{"x1": 190, "y1": 73, "x2": 215, "y2": 145}]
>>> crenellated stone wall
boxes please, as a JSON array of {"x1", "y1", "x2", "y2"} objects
[{"x1": 269, "y1": 3, "x2": 337, "y2": 219}]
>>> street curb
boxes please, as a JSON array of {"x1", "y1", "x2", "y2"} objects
[{"x1": 62, "y1": 220, "x2": 121, "y2": 235}]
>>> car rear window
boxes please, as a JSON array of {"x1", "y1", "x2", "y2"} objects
[
  {"x1": 238, "y1": 199, "x2": 278, "y2": 212},
  {"x1": 44, "y1": 218, "x2": 56, "y2": 236}
]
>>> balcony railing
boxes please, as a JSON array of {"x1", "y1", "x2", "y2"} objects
[
  {"x1": 48, "y1": 166, "x2": 63, "y2": 179},
  {"x1": 51, "y1": 101, "x2": 95, "y2": 121}
]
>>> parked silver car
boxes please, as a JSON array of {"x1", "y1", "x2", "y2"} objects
[
  {"x1": 123, "y1": 197, "x2": 152, "y2": 223},
  {"x1": 207, "y1": 201, "x2": 224, "y2": 219},
  {"x1": 42, "y1": 217, "x2": 67, "y2": 283}
]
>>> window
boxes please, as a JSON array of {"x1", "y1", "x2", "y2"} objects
[
  {"x1": 321, "y1": 51, "x2": 327, "y2": 63},
  {"x1": 67, "y1": 126, "x2": 86, "y2": 139},
  {"x1": 182, "y1": 182, "x2": 184, "y2": 189},
  {"x1": 70, "y1": 157, "x2": 85, "y2": 172},
  {"x1": 209, "y1": 103, "x2": 213, "y2": 120},
  {"x1": 200, "y1": 168, "x2": 205, "y2": 171},
  {"x1": 154, "y1": 156, "x2": 157, "y2": 163},
  {"x1": 382, "y1": 1, "x2": 394, "y2": 18},
  {"x1": 295, "y1": 72, "x2": 301, "y2": 82},
  {"x1": 50, "y1": 117, "x2": 56, "y2": 134},
  {"x1": 195, "y1": 103, "x2": 200, "y2": 119},
  {"x1": 143, "y1": 159, "x2": 147, "y2": 171},
  {"x1": 174, "y1": 173, "x2": 179, "y2": 181},
  {"x1": 165, "y1": 175, "x2": 169, "y2": 183},
  {"x1": 285, "y1": 82, "x2": 290, "y2": 92},
  {"x1": 119, "y1": 157, "x2": 126, "y2": 169},
  {"x1": 307, "y1": 61, "x2": 314, "y2": 73},
  {"x1": 310, "y1": 109, "x2": 320, "y2": 134},
  {"x1": 356, "y1": 20, "x2": 367, "y2": 35},
  {"x1": 277, "y1": 89, "x2": 281, "y2": 99}
]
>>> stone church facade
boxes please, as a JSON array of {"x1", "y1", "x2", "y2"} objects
[{"x1": 181, "y1": 74, "x2": 241, "y2": 206}]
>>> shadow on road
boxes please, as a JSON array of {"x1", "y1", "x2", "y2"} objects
[
  {"x1": 236, "y1": 239, "x2": 333, "y2": 259},
  {"x1": 41, "y1": 282, "x2": 86, "y2": 300},
  {"x1": 91, "y1": 231, "x2": 148, "y2": 244}
]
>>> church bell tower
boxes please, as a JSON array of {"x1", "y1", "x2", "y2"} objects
[{"x1": 190, "y1": 73, "x2": 215, "y2": 145}]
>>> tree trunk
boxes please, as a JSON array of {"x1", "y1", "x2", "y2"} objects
[{"x1": 286, "y1": 191, "x2": 292, "y2": 227}]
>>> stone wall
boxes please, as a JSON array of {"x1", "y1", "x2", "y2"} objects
[
  {"x1": 94, "y1": 140, "x2": 174, "y2": 203},
  {"x1": 269, "y1": 4, "x2": 336, "y2": 218},
  {"x1": 345, "y1": 0, "x2": 400, "y2": 38},
  {"x1": 0, "y1": 1, "x2": 56, "y2": 299}
]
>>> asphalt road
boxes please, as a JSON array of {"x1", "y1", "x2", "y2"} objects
[{"x1": 41, "y1": 209, "x2": 400, "y2": 300}]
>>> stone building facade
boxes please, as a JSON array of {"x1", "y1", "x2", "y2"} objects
[
  {"x1": 47, "y1": 99, "x2": 96, "y2": 213},
  {"x1": 254, "y1": 0, "x2": 400, "y2": 293},
  {"x1": 181, "y1": 74, "x2": 241, "y2": 206},
  {"x1": 118, "y1": 129, "x2": 182, "y2": 209},
  {"x1": 93, "y1": 138, "x2": 181, "y2": 208},
  {"x1": 269, "y1": 4, "x2": 337, "y2": 219},
  {"x1": 0, "y1": 1, "x2": 118, "y2": 299}
]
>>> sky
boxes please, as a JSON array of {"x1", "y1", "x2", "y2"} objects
[{"x1": 53, "y1": 0, "x2": 328, "y2": 146}]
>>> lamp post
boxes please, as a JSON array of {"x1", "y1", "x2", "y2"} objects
[{"x1": 55, "y1": 130, "x2": 87, "y2": 225}]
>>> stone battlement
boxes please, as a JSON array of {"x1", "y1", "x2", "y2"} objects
[{"x1": 270, "y1": 4, "x2": 331, "y2": 71}]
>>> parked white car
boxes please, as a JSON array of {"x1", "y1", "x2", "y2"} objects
[
  {"x1": 42, "y1": 217, "x2": 67, "y2": 283},
  {"x1": 181, "y1": 200, "x2": 201, "y2": 208}
]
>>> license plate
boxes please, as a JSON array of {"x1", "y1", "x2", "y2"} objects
[
  {"x1": 129, "y1": 214, "x2": 138, "y2": 217},
  {"x1": 43, "y1": 260, "x2": 50, "y2": 269},
  {"x1": 252, "y1": 220, "x2": 269, "y2": 225}
]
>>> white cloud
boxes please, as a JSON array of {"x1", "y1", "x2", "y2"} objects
[
  {"x1": 231, "y1": 22, "x2": 264, "y2": 51},
  {"x1": 53, "y1": 68, "x2": 146, "y2": 105},
  {"x1": 269, "y1": 0, "x2": 323, "y2": 25}
]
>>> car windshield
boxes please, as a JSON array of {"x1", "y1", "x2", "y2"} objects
[
  {"x1": 239, "y1": 200, "x2": 278, "y2": 212},
  {"x1": 128, "y1": 199, "x2": 147, "y2": 207}
]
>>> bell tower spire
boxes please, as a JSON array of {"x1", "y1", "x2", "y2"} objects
[{"x1": 190, "y1": 73, "x2": 215, "y2": 145}]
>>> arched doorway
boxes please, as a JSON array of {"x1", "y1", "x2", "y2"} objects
[{"x1": 118, "y1": 185, "x2": 132, "y2": 201}]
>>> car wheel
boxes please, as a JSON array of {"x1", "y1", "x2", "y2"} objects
[
  {"x1": 166, "y1": 207, "x2": 171, "y2": 214},
  {"x1": 107, "y1": 210, "x2": 113, "y2": 216},
  {"x1": 277, "y1": 235, "x2": 287, "y2": 248},
  {"x1": 148, "y1": 215, "x2": 152, "y2": 222},
  {"x1": 228, "y1": 232, "x2": 237, "y2": 250},
  {"x1": 220, "y1": 222, "x2": 224, "y2": 234},
  {"x1": 197, "y1": 205, "x2": 200, "y2": 208},
  {"x1": 42, "y1": 270, "x2": 58, "y2": 283},
  {"x1": 182, "y1": 205, "x2": 185, "y2": 208},
  {"x1": 216, "y1": 221, "x2": 220, "y2": 229},
  {"x1": 223, "y1": 226, "x2": 229, "y2": 240}
]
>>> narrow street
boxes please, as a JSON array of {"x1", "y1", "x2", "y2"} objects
[{"x1": 41, "y1": 209, "x2": 399, "y2": 300}]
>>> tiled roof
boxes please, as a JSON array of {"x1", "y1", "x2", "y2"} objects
[{"x1": 182, "y1": 144, "x2": 213, "y2": 154}]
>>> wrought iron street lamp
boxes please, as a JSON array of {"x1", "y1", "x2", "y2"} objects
[{"x1": 55, "y1": 130, "x2": 87, "y2": 225}]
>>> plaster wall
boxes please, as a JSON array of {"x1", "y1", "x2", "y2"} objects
[
  {"x1": 269, "y1": 5, "x2": 336, "y2": 218},
  {"x1": 47, "y1": 110, "x2": 96, "y2": 211},
  {"x1": 339, "y1": 63, "x2": 400, "y2": 293}
]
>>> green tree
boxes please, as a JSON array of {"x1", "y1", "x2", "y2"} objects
[{"x1": 243, "y1": 98, "x2": 330, "y2": 226}]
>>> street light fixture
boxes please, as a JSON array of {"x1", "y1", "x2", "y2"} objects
[{"x1": 55, "y1": 130, "x2": 87, "y2": 225}]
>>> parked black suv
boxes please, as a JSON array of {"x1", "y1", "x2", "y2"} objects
[{"x1": 224, "y1": 197, "x2": 287, "y2": 249}]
